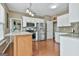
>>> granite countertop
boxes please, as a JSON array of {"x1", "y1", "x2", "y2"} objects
[
  {"x1": 60, "y1": 33, "x2": 79, "y2": 38},
  {"x1": 5, "y1": 32, "x2": 33, "y2": 37},
  {"x1": 55, "y1": 31, "x2": 73, "y2": 33}
]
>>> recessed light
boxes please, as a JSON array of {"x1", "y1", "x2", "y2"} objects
[{"x1": 51, "y1": 5, "x2": 57, "y2": 9}]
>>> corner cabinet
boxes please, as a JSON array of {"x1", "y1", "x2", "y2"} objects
[
  {"x1": 57, "y1": 14, "x2": 70, "y2": 27},
  {"x1": 69, "y1": 3, "x2": 79, "y2": 23}
]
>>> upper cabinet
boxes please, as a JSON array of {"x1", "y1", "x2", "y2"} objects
[
  {"x1": 69, "y1": 3, "x2": 79, "y2": 23},
  {"x1": 10, "y1": 18, "x2": 22, "y2": 32},
  {"x1": 57, "y1": 14, "x2": 70, "y2": 27},
  {"x1": 22, "y1": 16, "x2": 45, "y2": 27},
  {"x1": 0, "y1": 4, "x2": 5, "y2": 23}
]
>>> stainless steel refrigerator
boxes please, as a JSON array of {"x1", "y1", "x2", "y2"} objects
[{"x1": 36, "y1": 23, "x2": 45, "y2": 40}]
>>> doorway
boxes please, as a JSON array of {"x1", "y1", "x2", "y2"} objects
[{"x1": 53, "y1": 22, "x2": 57, "y2": 39}]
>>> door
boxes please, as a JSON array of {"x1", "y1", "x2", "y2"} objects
[
  {"x1": 53, "y1": 22, "x2": 57, "y2": 39},
  {"x1": 47, "y1": 21, "x2": 53, "y2": 39}
]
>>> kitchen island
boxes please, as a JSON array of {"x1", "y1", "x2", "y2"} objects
[
  {"x1": 60, "y1": 33, "x2": 79, "y2": 56},
  {"x1": 5, "y1": 32, "x2": 32, "y2": 56}
]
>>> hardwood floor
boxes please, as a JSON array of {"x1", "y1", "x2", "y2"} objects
[
  {"x1": 4, "y1": 43, "x2": 13, "y2": 56},
  {"x1": 4, "y1": 39, "x2": 60, "y2": 56},
  {"x1": 32, "y1": 39, "x2": 60, "y2": 56}
]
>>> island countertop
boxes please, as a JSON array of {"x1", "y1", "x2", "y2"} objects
[{"x1": 5, "y1": 32, "x2": 33, "y2": 37}]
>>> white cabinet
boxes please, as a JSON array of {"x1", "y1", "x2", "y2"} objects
[
  {"x1": 22, "y1": 17, "x2": 26, "y2": 27},
  {"x1": 69, "y1": 3, "x2": 79, "y2": 23},
  {"x1": 57, "y1": 14, "x2": 70, "y2": 27},
  {"x1": 22, "y1": 16, "x2": 32, "y2": 27},
  {"x1": 55, "y1": 32, "x2": 60, "y2": 43},
  {"x1": 47, "y1": 21, "x2": 53, "y2": 39},
  {"x1": 22, "y1": 16, "x2": 45, "y2": 27},
  {"x1": 60, "y1": 36, "x2": 79, "y2": 56},
  {"x1": 55, "y1": 32, "x2": 68, "y2": 43}
]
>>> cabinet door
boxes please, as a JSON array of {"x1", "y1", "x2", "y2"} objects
[
  {"x1": 57, "y1": 14, "x2": 70, "y2": 27},
  {"x1": 14, "y1": 35, "x2": 32, "y2": 56},
  {"x1": 55, "y1": 32, "x2": 60, "y2": 43},
  {"x1": 60, "y1": 36, "x2": 79, "y2": 56},
  {"x1": 69, "y1": 3, "x2": 79, "y2": 23},
  {"x1": 22, "y1": 16, "x2": 31, "y2": 27},
  {"x1": 57, "y1": 16, "x2": 63, "y2": 27},
  {"x1": 23, "y1": 19, "x2": 26, "y2": 27}
]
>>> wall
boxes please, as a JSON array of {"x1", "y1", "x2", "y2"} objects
[{"x1": 8, "y1": 11, "x2": 26, "y2": 19}]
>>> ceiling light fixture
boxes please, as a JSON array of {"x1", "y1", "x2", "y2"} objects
[
  {"x1": 29, "y1": 11, "x2": 32, "y2": 15},
  {"x1": 25, "y1": 2, "x2": 34, "y2": 17},
  {"x1": 26, "y1": 8, "x2": 29, "y2": 13},
  {"x1": 51, "y1": 5, "x2": 57, "y2": 9},
  {"x1": 31, "y1": 13, "x2": 34, "y2": 16}
]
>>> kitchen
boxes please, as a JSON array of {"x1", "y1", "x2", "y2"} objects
[
  {"x1": 0, "y1": 3, "x2": 57, "y2": 56},
  {"x1": 0, "y1": 3, "x2": 79, "y2": 56}
]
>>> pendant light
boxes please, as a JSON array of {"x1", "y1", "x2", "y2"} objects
[
  {"x1": 25, "y1": 2, "x2": 34, "y2": 16},
  {"x1": 26, "y1": 8, "x2": 29, "y2": 13}
]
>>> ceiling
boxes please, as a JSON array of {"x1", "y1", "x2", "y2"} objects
[{"x1": 6, "y1": 3, "x2": 69, "y2": 17}]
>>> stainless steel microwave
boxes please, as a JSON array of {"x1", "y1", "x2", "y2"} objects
[{"x1": 26, "y1": 22, "x2": 35, "y2": 27}]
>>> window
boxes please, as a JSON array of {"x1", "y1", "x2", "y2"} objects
[{"x1": 0, "y1": 4, "x2": 5, "y2": 41}]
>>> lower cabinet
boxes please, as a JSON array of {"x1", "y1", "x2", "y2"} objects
[
  {"x1": 13, "y1": 35, "x2": 32, "y2": 56},
  {"x1": 55, "y1": 32, "x2": 60, "y2": 43},
  {"x1": 60, "y1": 36, "x2": 79, "y2": 56}
]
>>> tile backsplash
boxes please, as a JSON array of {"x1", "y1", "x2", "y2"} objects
[
  {"x1": 58, "y1": 22, "x2": 79, "y2": 33},
  {"x1": 59, "y1": 26, "x2": 72, "y2": 33}
]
